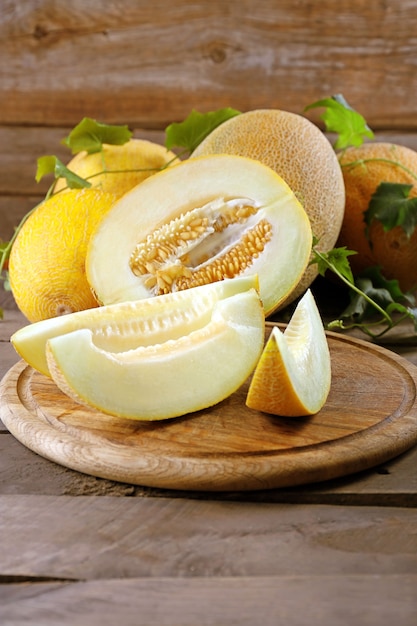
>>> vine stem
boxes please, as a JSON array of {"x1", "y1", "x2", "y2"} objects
[
  {"x1": 0, "y1": 204, "x2": 39, "y2": 279},
  {"x1": 339, "y1": 155, "x2": 417, "y2": 182},
  {"x1": 0, "y1": 154, "x2": 183, "y2": 281},
  {"x1": 312, "y1": 248, "x2": 393, "y2": 330}
]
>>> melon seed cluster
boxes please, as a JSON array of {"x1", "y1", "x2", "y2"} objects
[{"x1": 129, "y1": 198, "x2": 272, "y2": 295}]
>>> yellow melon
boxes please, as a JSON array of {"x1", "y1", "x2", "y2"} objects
[
  {"x1": 86, "y1": 154, "x2": 313, "y2": 316},
  {"x1": 54, "y1": 138, "x2": 177, "y2": 199},
  {"x1": 8, "y1": 188, "x2": 117, "y2": 322},
  {"x1": 192, "y1": 109, "x2": 346, "y2": 307}
]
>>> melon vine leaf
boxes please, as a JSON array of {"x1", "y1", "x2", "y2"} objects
[
  {"x1": 342, "y1": 281, "x2": 417, "y2": 332},
  {"x1": 61, "y1": 118, "x2": 132, "y2": 154},
  {"x1": 406, "y1": 306, "x2": 417, "y2": 331},
  {"x1": 165, "y1": 108, "x2": 241, "y2": 154},
  {"x1": 305, "y1": 94, "x2": 374, "y2": 150},
  {"x1": 360, "y1": 265, "x2": 414, "y2": 304},
  {"x1": 0, "y1": 241, "x2": 10, "y2": 302},
  {"x1": 311, "y1": 243, "x2": 416, "y2": 338},
  {"x1": 36, "y1": 156, "x2": 91, "y2": 190},
  {"x1": 311, "y1": 238, "x2": 357, "y2": 283},
  {"x1": 341, "y1": 276, "x2": 400, "y2": 321},
  {"x1": 365, "y1": 181, "x2": 417, "y2": 238}
]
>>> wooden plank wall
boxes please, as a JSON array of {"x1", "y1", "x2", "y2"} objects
[{"x1": 1, "y1": 0, "x2": 417, "y2": 241}]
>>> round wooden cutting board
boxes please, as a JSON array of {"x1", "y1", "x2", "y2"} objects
[{"x1": 2, "y1": 325, "x2": 417, "y2": 491}]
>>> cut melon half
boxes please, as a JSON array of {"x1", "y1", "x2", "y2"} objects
[
  {"x1": 11, "y1": 275, "x2": 260, "y2": 378},
  {"x1": 246, "y1": 289, "x2": 331, "y2": 416},
  {"x1": 45, "y1": 286, "x2": 264, "y2": 420},
  {"x1": 86, "y1": 154, "x2": 312, "y2": 316}
]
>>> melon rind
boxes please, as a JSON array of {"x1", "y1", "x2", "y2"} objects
[{"x1": 246, "y1": 289, "x2": 331, "y2": 416}]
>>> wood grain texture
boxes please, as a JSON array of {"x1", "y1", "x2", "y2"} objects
[
  {"x1": 1, "y1": 4, "x2": 417, "y2": 621},
  {"x1": 2, "y1": 1, "x2": 417, "y2": 240},
  {"x1": 2, "y1": 327, "x2": 417, "y2": 491},
  {"x1": 1, "y1": 0, "x2": 417, "y2": 129},
  {"x1": 3, "y1": 310, "x2": 417, "y2": 505},
  {"x1": 2, "y1": 424, "x2": 417, "y2": 505},
  {"x1": 3, "y1": 127, "x2": 417, "y2": 199},
  {"x1": 1, "y1": 575, "x2": 416, "y2": 626},
  {"x1": 1, "y1": 496, "x2": 417, "y2": 579}
]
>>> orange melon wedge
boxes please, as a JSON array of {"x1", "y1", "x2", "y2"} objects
[{"x1": 246, "y1": 289, "x2": 331, "y2": 416}]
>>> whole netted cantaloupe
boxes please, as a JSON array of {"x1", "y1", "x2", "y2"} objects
[
  {"x1": 338, "y1": 142, "x2": 417, "y2": 293},
  {"x1": 192, "y1": 109, "x2": 346, "y2": 308}
]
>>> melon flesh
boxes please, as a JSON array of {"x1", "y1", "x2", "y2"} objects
[
  {"x1": 11, "y1": 275, "x2": 259, "y2": 377},
  {"x1": 45, "y1": 287, "x2": 264, "y2": 420},
  {"x1": 246, "y1": 289, "x2": 331, "y2": 416},
  {"x1": 86, "y1": 154, "x2": 312, "y2": 316}
]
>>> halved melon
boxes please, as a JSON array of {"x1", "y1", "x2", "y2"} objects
[
  {"x1": 86, "y1": 154, "x2": 312, "y2": 316},
  {"x1": 11, "y1": 275, "x2": 260, "y2": 378},
  {"x1": 246, "y1": 289, "x2": 331, "y2": 416},
  {"x1": 45, "y1": 285, "x2": 264, "y2": 420}
]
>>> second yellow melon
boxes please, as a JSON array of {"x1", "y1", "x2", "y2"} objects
[{"x1": 54, "y1": 138, "x2": 177, "y2": 199}]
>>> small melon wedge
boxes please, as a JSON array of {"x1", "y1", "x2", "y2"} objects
[
  {"x1": 246, "y1": 289, "x2": 331, "y2": 416},
  {"x1": 11, "y1": 275, "x2": 260, "y2": 378},
  {"x1": 45, "y1": 287, "x2": 264, "y2": 420},
  {"x1": 86, "y1": 154, "x2": 312, "y2": 316}
]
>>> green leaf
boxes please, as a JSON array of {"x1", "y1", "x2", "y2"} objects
[
  {"x1": 404, "y1": 306, "x2": 417, "y2": 331},
  {"x1": 365, "y1": 181, "x2": 417, "y2": 238},
  {"x1": 61, "y1": 118, "x2": 132, "y2": 155},
  {"x1": 340, "y1": 266, "x2": 414, "y2": 323},
  {"x1": 341, "y1": 276, "x2": 394, "y2": 320},
  {"x1": 3, "y1": 272, "x2": 10, "y2": 291},
  {"x1": 360, "y1": 265, "x2": 414, "y2": 305},
  {"x1": 310, "y1": 243, "x2": 357, "y2": 283},
  {"x1": 311, "y1": 241, "x2": 416, "y2": 338},
  {"x1": 165, "y1": 108, "x2": 241, "y2": 153},
  {"x1": 305, "y1": 94, "x2": 374, "y2": 149},
  {"x1": 36, "y1": 156, "x2": 91, "y2": 189}
]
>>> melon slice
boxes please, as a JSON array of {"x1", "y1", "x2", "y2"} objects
[
  {"x1": 45, "y1": 286, "x2": 264, "y2": 420},
  {"x1": 246, "y1": 289, "x2": 331, "y2": 416},
  {"x1": 86, "y1": 154, "x2": 312, "y2": 316},
  {"x1": 11, "y1": 275, "x2": 260, "y2": 378}
]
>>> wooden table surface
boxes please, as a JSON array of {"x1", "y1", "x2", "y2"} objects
[
  {"x1": 2, "y1": 1, "x2": 417, "y2": 623},
  {"x1": 1, "y1": 289, "x2": 417, "y2": 626}
]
